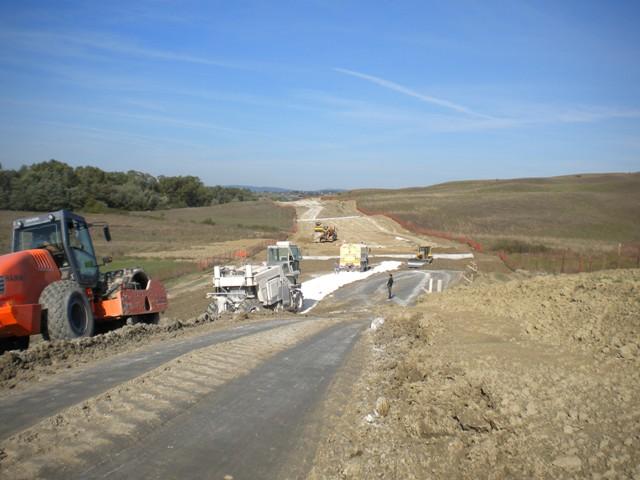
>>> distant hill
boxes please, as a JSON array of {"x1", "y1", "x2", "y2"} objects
[
  {"x1": 226, "y1": 185, "x2": 345, "y2": 194},
  {"x1": 344, "y1": 172, "x2": 640, "y2": 250}
]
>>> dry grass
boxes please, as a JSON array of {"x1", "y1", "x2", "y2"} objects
[
  {"x1": 0, "y1": 200, "x2": 296, "y2": 281},
  {"x1": 0, "y1": 200, "x2": 294, "y2": 255},
  {"x1": 346, "y1": 173, "x2": 640, "y2": 251}
]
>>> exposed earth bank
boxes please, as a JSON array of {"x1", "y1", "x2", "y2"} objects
[{"x1": 309, "y1": 268, "x2": 640, "y2": 479}]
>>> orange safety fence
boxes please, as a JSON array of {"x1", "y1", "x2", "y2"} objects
[{"x1": 498, "y1": 245, "x2": 640, "y2": 274}]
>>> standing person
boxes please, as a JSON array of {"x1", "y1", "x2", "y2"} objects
[{"x1": 386, "y1": 273, "x2": 394, "y2": 299}]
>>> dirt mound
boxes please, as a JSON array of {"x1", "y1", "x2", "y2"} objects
[
  {"x1": 309, "y1": 269, "x2": 640, "y2": 479},
  {"x1": 427, "y1": 269, "x2": 640, "y2": 356}
]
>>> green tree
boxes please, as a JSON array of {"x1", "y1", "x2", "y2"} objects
[
  {"x1": 0, "y1": 160, "x2": 255, "y2": 212},
  {"x1": 9, "y1": 160, "x2": 76, "y2": 210}
]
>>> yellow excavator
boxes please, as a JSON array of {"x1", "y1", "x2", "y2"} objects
[{"x1": 312, "y1": 222, "x2": 338, "y2": 243}]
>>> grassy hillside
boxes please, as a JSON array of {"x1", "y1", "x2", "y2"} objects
[
  {"x1": 345, "y1": 173, "x2": 640, "y2": 273},
  {"x1": 0, "y1": 200, "x2": 295, "y2": 281},
  {"x1": 347, "y1": 173, "x2": 640, "y2": 250}
]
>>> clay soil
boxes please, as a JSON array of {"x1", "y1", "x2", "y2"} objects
[{"x1": 309, "y1": 268, "x2": 640, "y2": 479}]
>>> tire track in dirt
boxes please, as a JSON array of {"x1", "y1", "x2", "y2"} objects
[
  {"x1": 0, "y1": 318, "x2": 342, "y2": 480},
  {"x1": 0, "y1": 318, "x2": 303, "y2": 439},
  {"x1": 78, "y1": 320, "x2": 368, "y2": 480}
]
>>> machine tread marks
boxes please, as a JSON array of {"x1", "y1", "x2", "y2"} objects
[{"x1": 40, "y1": 280, "x2": 96, "y2": 340}]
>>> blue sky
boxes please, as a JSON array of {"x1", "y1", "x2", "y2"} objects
[{"x1": 1, "y1": 0, "x2": 639, "y2": 190}]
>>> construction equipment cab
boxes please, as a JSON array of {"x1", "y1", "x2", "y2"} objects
[
  {"x1": 12, "y1": 210, "x2": 106, "y2": 284},
  {"x1": 266, "y1": 241, "x2": 301, "y2": 283},
  {"x1": 0, "y1": 210, "x2": 167, "y2": 352}
]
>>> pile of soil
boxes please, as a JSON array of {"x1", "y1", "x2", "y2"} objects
[
  {"x1": 309, "y1": 269, "x2": 640, "y2": 479},
  {"x1": 430, "y1": 269, "x2": 640, "y2": 356}
]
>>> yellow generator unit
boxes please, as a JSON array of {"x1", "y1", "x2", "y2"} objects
[{"x1": 339, "y1": 243, "x2": 369, "y2": 272}]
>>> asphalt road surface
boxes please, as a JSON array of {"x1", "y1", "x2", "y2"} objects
[
  {"x1": 0, "y1": 318, "x2": 302, "y2": 440},
  {"x1": 54, "y1": 321, "x2": 367, "y2": 480},
  {"x1": 329, "y1": 269, "x2": 461, "y2": 308}
]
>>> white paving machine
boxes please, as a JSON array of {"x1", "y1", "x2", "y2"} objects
[{"x1": 202, "y1": 241, "x2": 303, "y2": 320}]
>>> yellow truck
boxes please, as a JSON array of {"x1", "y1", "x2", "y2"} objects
[{"x1": 339, "y1": 243, "x2": 369, "y2": 272}]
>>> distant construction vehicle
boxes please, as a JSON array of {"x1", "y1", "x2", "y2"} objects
[
  {"x1": 0, "y1": 210, "x2": 168, "y2": 352},
  {"x1": 313, "y1": 222, "x2": 338, "y2": 243},
  {"x1": 203, "y1": 241, "x2": 303, "y2": 319},
  {"x1": 407, "y1": 245, "x2": 434, "y2": 268},
  {"x1": 339, "y1": 243, "x2": 369, "y2": 272}
]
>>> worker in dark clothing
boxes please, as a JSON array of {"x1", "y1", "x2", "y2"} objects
[{"x1": 386, "y1": 273, "x2": 394, "y2": 299}]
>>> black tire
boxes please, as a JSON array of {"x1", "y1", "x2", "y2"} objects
[
  {"x1": 40, "y1": 280, "x2": 95, "y2": 340},
  {"x1": 0, "y1": 336, "x2": 30, "y2": 354},
  {"x1": 288, "y1": 290, "x2": 303, "y2": 312},
  {"x1": 203, "y1": 302, "x2": 219, "y2": 322}
]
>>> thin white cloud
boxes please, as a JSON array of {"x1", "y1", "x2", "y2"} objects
[
  {"x1": 0, "y1": 28, "x2": 247, "y2": 69},
  {"x1": 0, "y1": 97, "x2": 274, "y2": 138},
  {"x1": 334, "y1": 67, "x2": 493, "y2": 119},
  {"x1": 555, "y1": 107, "x2": 640, "y2": 123}
]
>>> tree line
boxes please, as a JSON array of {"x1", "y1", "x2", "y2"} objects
[{"x1": 0, "y1": 160, "x2": 256, "y2": 212}]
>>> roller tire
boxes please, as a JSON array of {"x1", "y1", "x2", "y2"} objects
[{"x1": 40, "y1": 280, "x2": 95, "y2": 340}]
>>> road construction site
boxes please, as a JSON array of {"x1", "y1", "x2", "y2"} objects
[{"x1": 0, "y1": 198, "x2": 637, "y2": 479}]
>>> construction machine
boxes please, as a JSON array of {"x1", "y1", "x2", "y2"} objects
[
  {"x1": 0, "y1": 210, "x2": 168, "y2": 352},
  {"x1": 338, "y1": 243, "x2": 369, "y2": 272},
  {"x1": 203, "y1": 241, "x2": 303, "y2": 319},
  {"x1": 407, "y1": 245, "x2": 434, "y2": 268},
  {"x1": 312, "y1": 222, "x2": 338, "y2": 243}
]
